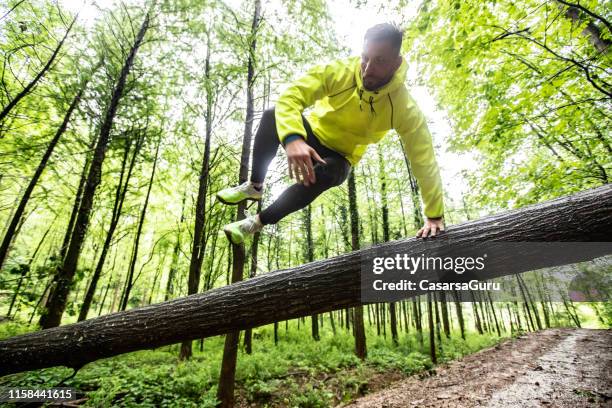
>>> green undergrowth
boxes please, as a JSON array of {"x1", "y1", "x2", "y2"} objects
[{"x1": 0, "y1": 320, "x2": 507, "y2": 407}]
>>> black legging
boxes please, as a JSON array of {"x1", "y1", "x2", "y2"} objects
[{"x1": 251, "y1": 106, "x2": 351, "y2": 225}]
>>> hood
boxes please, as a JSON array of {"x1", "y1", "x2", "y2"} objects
[{"x1": 353, "y1": 56, "x2": 408, "y2": 114}]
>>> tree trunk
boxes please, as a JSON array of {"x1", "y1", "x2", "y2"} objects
[
  {"x1": 0, "y1": 0, "x2": 26, "y2": 21},
  {"x1": 302, "y1": 205, "x2": 320, "y2": 341},
  {"x1": 427, "y1": 292, "x2": 436, "y2": 364},
  {"x1": 348, "y1": 171, "x2": 367, "y2": 359},
  {"x1": 217, "y1": 1, "x2": 261, "y2": 405},
  {"x1": 120, "y1": 135, "x2": 160, "y2": 311},
  {"x1": 398, "y1": 141, "x2": 424, "y2": 229},
  {"x1": 413, "y1": 297, "x2": 423, "y2": 344},
  {"x1": 58, "y1": 142, "x2": 92, "y2": 262},
  {"x1": 378, "y1": 147, "x2": 398, "y2": 345},
  {"x1": 0, "y1": 83, "x2": 86, "y2": 270},
  {"x1": 487, "y1": 291, "x2": 502, "y2": 336},
  {"x1": 453, "y1": 290, "x2": 466, "y2": 340},
  {"x1": 244, "y1": 202, "x2": 263, "y2": 354},
  {"x1": 39, "y1": 11, "x2": 151, "y2": 329},
  {"x1": 1, "y1": 185, "x2": 610, "y2": 374},
  {"x1": 165, "y1": 193, "x2": 186, "y2": 301},
  {"x1": 180, "y1": 32, "x2": 214, "y2": 360},
  {"x1": 78, "y1": 133, "x2": 142, "y2": 321},
  {"x1": 434, "y1": 292, "x2": 442, "y2": 343},
  {"x1": 471, "y1": 290, "x2": 484, "y2": 334},
  {"x1": 0, "y1": 15, "x2": 77, "y2": 127},
  {"x1": 439, "y1": 291, "x2": 451, "y2": 338},
  {"x1": 558, "y1": 0, "x2": 611, "y2": 53}
]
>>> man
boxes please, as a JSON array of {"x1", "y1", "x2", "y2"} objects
[{"x1": 217, "y1": 23, "x2": 445, "y2": 244}]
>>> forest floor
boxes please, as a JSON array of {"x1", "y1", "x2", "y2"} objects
[{"x1": 343, "y1": 328, "x2": 611, "y2": 408}]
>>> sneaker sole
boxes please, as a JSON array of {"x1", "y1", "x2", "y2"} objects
[{"x1": 216, "y1": 194, "x2": 261, "y2": 206}]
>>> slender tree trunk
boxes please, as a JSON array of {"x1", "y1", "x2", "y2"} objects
[
  {"x1": 0, "y1": 15, "x2": 78, "y2": 127},
  {"x1": 39, "y1": 11, "x2": 150, "y2": 329},
  {"x1": 439, "y1": 291, "x2": 451, "y2": 338},
  {"x1": 516, "y1": 275, "x2": 536, "y2": 331},
  {"x1": 487, "y1": 291, "x2": 502, "y2": 336},
  {"x1": 348, "y1": 171, "x2": 367, "y2": 359},
  {"x1": 471, "y1": 290, "x2": 484, "y2": 334},
  {"x1": 377, "y1": 147, "x2": 398, "y2": 345},
  {"x1": 165, "y1": 193, "x2": 186, "y2": 301},
  {"x1": 59, "y1": 145, "x2": 92, "y2": 263},
  {"x1": 427, "y1": 292, "x2": 436, "y2": 364},
  {"x1": 398, "y1": 141, "x2": 424, "y2": 229},
  {"x1": 244, "y1": 202, "x2": 263, "y2": 354},
  {"x1": 518, "y1": 274, "x2": 543, "y2": 330},
  {"x1": 0, "y1": 0, "x2": 26, "y2": 21},
  {"x1": 414, "y1": 297, "x2": 423, "y2": 345},
  {"x1": 302, "y1": 205, "x2": 320, "y2": 341},
  {"x1": 78, "y1": 134, "x2": 141, "y2": 321},
  {"x1": 453, "y1": 290, "x2": 466, "y2": 340},
  {"x1": 434, "y1": 292, "x2": 442, "y2": 344},
  {"x1": 402, "y1": 301, "x2": 409, "y2": 334},
  {"x1": 0, "y1": 83, "x2": 86, "y2": 270},
  {"x1": 180, "y1": 33, "x2": 214, "y2": 360},
  {"x1": 120, "y1": 135, "x2": 160, "y2": 311},
  {"x1": 217, "y1": 2, "x2": 260, "y2": 405}
]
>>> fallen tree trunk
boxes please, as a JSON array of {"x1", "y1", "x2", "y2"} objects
[{"x1": 1, "y1": 184, "x2": 611, "y2": 375}]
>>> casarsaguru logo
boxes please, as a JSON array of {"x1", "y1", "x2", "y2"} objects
[{"x1": 371, "y1": 253, "x2": 487, "y2": 275}]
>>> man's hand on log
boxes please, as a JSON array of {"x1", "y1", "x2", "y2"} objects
[{"x1": 417, "y1": 217, "x2": 445, "y2": 238}]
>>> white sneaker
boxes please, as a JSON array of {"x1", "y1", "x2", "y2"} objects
[
  {"x1": 216, "y1": 181, "x2": 263, "y2": 205},
  {"x1": 223, "y1": 215, "x2": 264, "y2": 244}
]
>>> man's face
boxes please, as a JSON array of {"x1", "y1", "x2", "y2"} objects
[{"x1": 360, "y1": 39, "x2": 402, "y2": 91}]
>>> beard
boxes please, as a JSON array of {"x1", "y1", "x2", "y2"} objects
[{"x1": 363, "y1": 76, "x2": 380, "y2": 90}]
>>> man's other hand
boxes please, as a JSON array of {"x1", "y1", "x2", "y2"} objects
[
  {"x1": 285, "y1": 138, "x2": 326, "y2": 186},
  {"x1": 416, "y1": 217, "x2": 445, "y2": 238}
]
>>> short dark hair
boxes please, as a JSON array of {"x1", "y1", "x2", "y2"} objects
[{"x1": 364, "y1": 23, "x2": 403, "y2": 55}]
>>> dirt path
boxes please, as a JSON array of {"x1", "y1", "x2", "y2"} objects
[{"x1": 344, "y1": 329, "x2": 611, "y2": 407}]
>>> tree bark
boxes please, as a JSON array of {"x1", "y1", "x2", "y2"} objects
[{"x1": 0, "y1": 184, "x2": 610, "y2": 375}]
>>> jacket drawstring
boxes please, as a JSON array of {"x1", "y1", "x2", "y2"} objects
[
  {"x1": 388, "y1": 93, "x2": 394, "y2": 128},
  {"x1": 358, "y1": 88, "x2": 377, "y2": 115},
  {"x1": 358, "y1": 89, "x2": 364, "y2": 111}
]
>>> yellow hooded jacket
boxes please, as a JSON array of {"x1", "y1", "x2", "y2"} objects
[{"x1": 275, "y1": 56, "x2": 444, "y2": 219}]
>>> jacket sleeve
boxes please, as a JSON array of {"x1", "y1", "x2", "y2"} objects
[
  {"x1": 275, "y1": 60, "x2": 342, "y2": 144},
  {"x1": 395, "y1": 98, "x2": 445, "y2": 219}
]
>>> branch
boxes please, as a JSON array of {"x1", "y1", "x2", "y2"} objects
[{"x1": 556, "y1": 0, "x2": 612, "y2": 34}]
